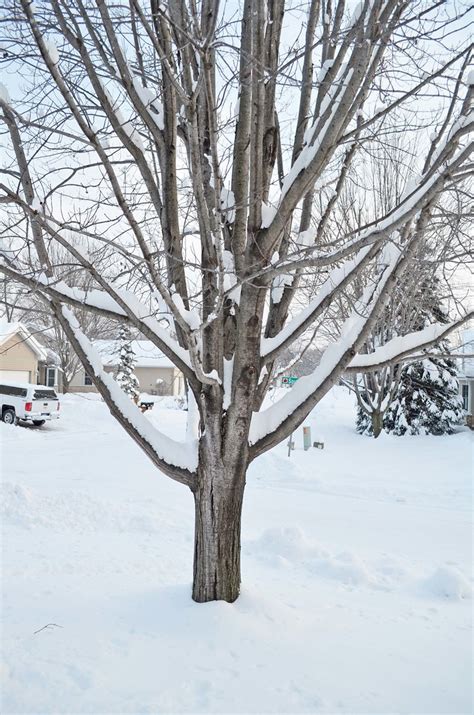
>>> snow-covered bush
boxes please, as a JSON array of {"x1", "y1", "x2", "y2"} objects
[
  {"x1": 116, "y1": 326, "x2": 139, "y2": 402},
  {"x1": 356, "y1": 405, "x2": 374, "y2": 436},
  {"x1": 384, "y1": 358, "x2": 464, "y2": 435},
  {"x1": 383, "y1": 278, "x2": 464, "y2": 436},
  {"x1": 357, "y1": 277, "x2": 464, "y2": 437}
]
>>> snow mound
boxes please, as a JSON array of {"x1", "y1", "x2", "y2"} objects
[
  {"x1": 312, "y1": 550, "x2": 372, "y2": 586},
  {"x1": 1, "y1": 482, "x2": 160, "y2": 534},
  {"x1": 248, "y1": 527, "x2": 373, "y2": 586},
  {"x1": 249, "y1": 526, "x2": 317, "y2": 561},
  {"x1": 423, "y1": 565, "x2": 472, "y2": 601}
]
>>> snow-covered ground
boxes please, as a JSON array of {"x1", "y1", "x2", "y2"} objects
[{"x1": 1, "y1": 387, "x2": 472, "y2": 714}]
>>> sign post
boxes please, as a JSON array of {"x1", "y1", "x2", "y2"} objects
[
  {"x1": 303, "y1": 426, "x2": 311, "y2": 451},
  {"x1": 287, "y1": 433, "x2": 295, "y2": 457}
]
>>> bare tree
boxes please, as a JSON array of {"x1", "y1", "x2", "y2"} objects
[
  {"x1": 3, "y1": 245, "x2": 117, "y2": 391},
  {"x1": 0, "y1": 1, "x2": 472, "y2": 602},
  {"x1": 342, "y1": 133, "x2": 434, "y2": 437},
  {"x1": 28, "y1": 306, "x2": 114, "y2": 392}
]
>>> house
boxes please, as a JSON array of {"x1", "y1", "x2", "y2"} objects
[
  {"x1": 69, "y1": 339, "x2": 185, "y2": 396},
  {"x1": 0, "y1": 321, "x2": 59, "y2": 387},
  {"x1": 458, "y1": 328, "x2": 474, "y2": 423}
]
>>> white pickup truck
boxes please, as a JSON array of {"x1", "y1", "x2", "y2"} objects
[{"x1": 0, "y1": 381, "x2": 60, "y2": 426}]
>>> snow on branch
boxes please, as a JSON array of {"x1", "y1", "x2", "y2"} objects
[
  {"x1": 60, "y1": 307, "x2": 198, "y2": 479},
  {"x1": 250, "y1": 244, "x2": 402, "y2": 449},
  {"x1": 262, "y1": 245, "x2": 373, "y2": 359},
  {"x1": 274, "y1": 68, "x2": 355, "y2": 209},
  {"x1": 0, "y1": 83, "x2": 11, "y2": 104},
  {"x1": 347, "y1": 316, "x2": 474, "y2": 372},
  {"x1": 130, "y1": 76, "x2": 165, "y2": 131},
  {"x1": 112, "y1": 286, "x2": 192, "y2": 369},
  {"x1": 33, "y1": 273, "x2": 193, "y2": 372},
  {"x1": 37, "y1": 275, "x2": 127, "y2": 315}
]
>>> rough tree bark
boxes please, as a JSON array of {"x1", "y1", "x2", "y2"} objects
[
  {"x1": 371, "y1": 411, "x2": 384, "y2": 439},
  {"x1": 193, "y1": 462, "x2": 244, "y2": 603}
]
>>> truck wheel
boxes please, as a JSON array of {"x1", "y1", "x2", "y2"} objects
[
  {"x1": 33, "y1": 420, "x2": 45, "y2": 426},
  {"x1": 2, "y1": 408, "x2": 17, "y2": 425}
]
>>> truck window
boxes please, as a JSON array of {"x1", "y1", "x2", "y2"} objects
[
  {"x1": 33, "y1": 389, "x2": 58, "y2": 400},
  {"x1": 0, "y1": 384, "x2": 28, "y2": 397}
]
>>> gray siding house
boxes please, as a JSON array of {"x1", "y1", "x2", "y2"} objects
[{"x1": 69, "y1": 339, "x2": 184, "y2": 396}]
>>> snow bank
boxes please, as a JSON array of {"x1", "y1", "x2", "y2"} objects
[
  {"x1": 248, "y1": 527, "x2": 373, "y2": 587},
  {"x1": 249, "y1": 527, "x2": 474, "y2": 599},
  {"x1": 249, "y1": 526, "x2": 316, "y2": 561},
  {"x1": 423, "y1": 566, "x2": 472, "y2": 601},
  {"x1": 1, "y1": 482, "x2": 160, "y2": 534},
  {"x1": 2, "y1": 386, "x2": 472, "y2": 714}
]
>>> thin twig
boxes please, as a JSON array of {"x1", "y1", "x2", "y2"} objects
[{"x1": 33, "y1": 623, "x2": 64, "y2": 635}]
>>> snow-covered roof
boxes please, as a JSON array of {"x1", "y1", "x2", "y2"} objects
[
  {"x1": 0, "y1": 321, "x2": 48, "y2": 361},
  {"x1": 44, "y1": 347, "x2": 60, "y2": 366},
  {"x1": 95, "y1": 339, "x2": 176, "y2": 369}
]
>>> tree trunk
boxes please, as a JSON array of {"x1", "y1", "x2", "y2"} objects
[
  {"x1": 371, "y1": 410, "x2": 384, "y2": 438},
  {"x1": 192, "y1": 461, "x2": 245, "y2": 603}
]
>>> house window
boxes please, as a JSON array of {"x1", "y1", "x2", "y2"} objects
[
  {"x1": 84, "y1": 373, "x2": 93, "y2": 386},
  {"x1": 461, "y1": 384, "x2": 469, "y2": 412},
  {"x1": 45, "y1": 367, "x2": 56, "y2": 387}
]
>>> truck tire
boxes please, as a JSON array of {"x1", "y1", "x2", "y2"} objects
[
  {"x1": 32, "y1": 420, "x2": 45, "y2": 426},
  {"x1": 2, "y1": 408, "x2": 17, "y2": 425}
]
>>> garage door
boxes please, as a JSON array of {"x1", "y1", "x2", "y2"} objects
[{"x1": 0, "y1": 370, "x2": 30, "y2": 383}]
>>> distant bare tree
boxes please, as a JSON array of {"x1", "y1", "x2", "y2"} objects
[
  {"x1": 6, "y1": 246, "x2": 117, "y2": 391},
  {"x1": 0, "y1": 1, "x2": 472, "y2": 602},
  {"x1": 28, "y1": 306, "x2": 114, "y2": 392},
  {"x1": 327, "y1": 130, "x2": 471, "y2": 437}
]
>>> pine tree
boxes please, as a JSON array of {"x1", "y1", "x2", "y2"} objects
[
  {"x1": 383, "y1": 279, "x2": 464, "y2": 436},
  {"x1": 116, "y1": 326, "x2": 140, "y2": 402},
  {"x1": 354, "y1": 299, "x2": 401, "y2": 438},
  {"x1": 356, "y1": 404, "x2": 373, "y2": 435},
  {"x1": 383, "y1": 356, "x2": 464, "y2": 435}
]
